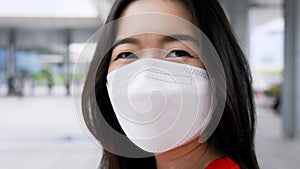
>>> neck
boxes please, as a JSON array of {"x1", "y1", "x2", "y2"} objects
[{"x1": 155, "y1": 139, "x2": 221, "y2": 169}]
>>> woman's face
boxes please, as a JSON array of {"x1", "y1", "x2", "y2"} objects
[{"x1": 108, "y1": 0, "x2": 205, "y2": 74}]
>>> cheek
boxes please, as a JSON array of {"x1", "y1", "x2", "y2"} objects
[
  {"x1": 107, "y1": 65, "x2": 114, "y2": 74},
  {"x1": 191, "y1": 59, "x2": 205, "y2": 69},
  {"x1": 181, "y1": 57, "x2": 206, "y2": 69},
  {"x1": 107, "y1": 59, "x2": 137, "y2": 74},
  {"x1": 107, "y1": 60, "x2": 118, "y2": 74}
]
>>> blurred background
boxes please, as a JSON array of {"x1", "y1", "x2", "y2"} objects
[{"x1": 0, "y1": 0, "x2": 299, "y2": 168}]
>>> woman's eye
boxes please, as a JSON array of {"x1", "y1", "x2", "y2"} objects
[
  {"x1": 166, "y1": 50, "x2": 193, "y2": 58},
  {"x1": 115, "y1": 52, "x2": 138, "y2": 60}
]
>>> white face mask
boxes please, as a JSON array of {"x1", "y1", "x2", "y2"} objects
[{"x1": 106, "y1": 58, "x2": 216, "y2": 153}]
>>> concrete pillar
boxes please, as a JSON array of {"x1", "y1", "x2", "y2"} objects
[
  {"x1": 7, "y1": 29, "x2": 16, "y2": 79},
  {"x1": 7, "y1": 29, "x2": 16, "y2": 95},
  {"x1": 64, "y1": 30, "x2": 71, "y2": 96},
  {"x1": 282, "y1": 0, "x2": 300, "y2": 138},
  {"x1": 220, "y1": 0, "x2": 250, "y2": 57}
]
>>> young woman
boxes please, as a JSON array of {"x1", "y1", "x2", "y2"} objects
[{"x1": 82, "y1": 0, "x2": 259, "y2": 169}]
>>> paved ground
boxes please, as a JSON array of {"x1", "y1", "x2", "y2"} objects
[
  {"x1": 0, "y1": 88, "x2": 299, "y2": 169},
  {"x1": 0, "y1": 95, "x2": 102, "y2": 169},
  {"x1": 255, "y1": 97, "x2": 300, "y2": 169}
]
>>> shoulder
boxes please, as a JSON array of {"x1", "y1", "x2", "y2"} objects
[{"x1": 205, "y1": 157, "x2": 240, "y2": 169}]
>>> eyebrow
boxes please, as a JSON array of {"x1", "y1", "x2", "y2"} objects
[
  {"x1": 162, "y1": 34, "x2": 197, "y2": 43},
  {"x1": 113, "y1": 34, "x2": 197, "y2": 48},
  {"x1": 113, "y1": 37, "x2": 139, "y2": 48}
]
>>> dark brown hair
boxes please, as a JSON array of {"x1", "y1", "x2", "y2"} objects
[{"x1": 82, "y1": 0, "x2": 259, "y2": 169}]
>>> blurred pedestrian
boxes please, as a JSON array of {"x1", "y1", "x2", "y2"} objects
[
  {"x1": 47, "y1": 73, "x2": 54, "y2": 95},
  {"x1": 7, "y1": 76, "x2": 15, "y2": 96}
]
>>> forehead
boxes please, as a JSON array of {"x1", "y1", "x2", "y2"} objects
[
  {"x1": 120, "y1": 0, "x2": 193, "y2": 22},
  {"x1": 114, "y1": 0, "x2": 195, "y2": 40}
]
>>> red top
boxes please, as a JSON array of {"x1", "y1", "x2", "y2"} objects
[{"x1": 205, "y1": 157, "x2": 240, "y2": 169}]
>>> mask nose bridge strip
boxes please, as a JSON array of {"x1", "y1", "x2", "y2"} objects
[{"x1": 143, "y1": 69, "x2": 192, "y2": 85}]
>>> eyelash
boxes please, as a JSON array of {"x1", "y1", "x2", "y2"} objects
[
  {"x1": 114, "y1": 52, "x2": 138, "y2": 60},
  {"x1": 166, "y1": 50, "x2": 193, "y2": 58},
  {"x1": 114, "y1": 50, "x2": 193, "y2": 60}
]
